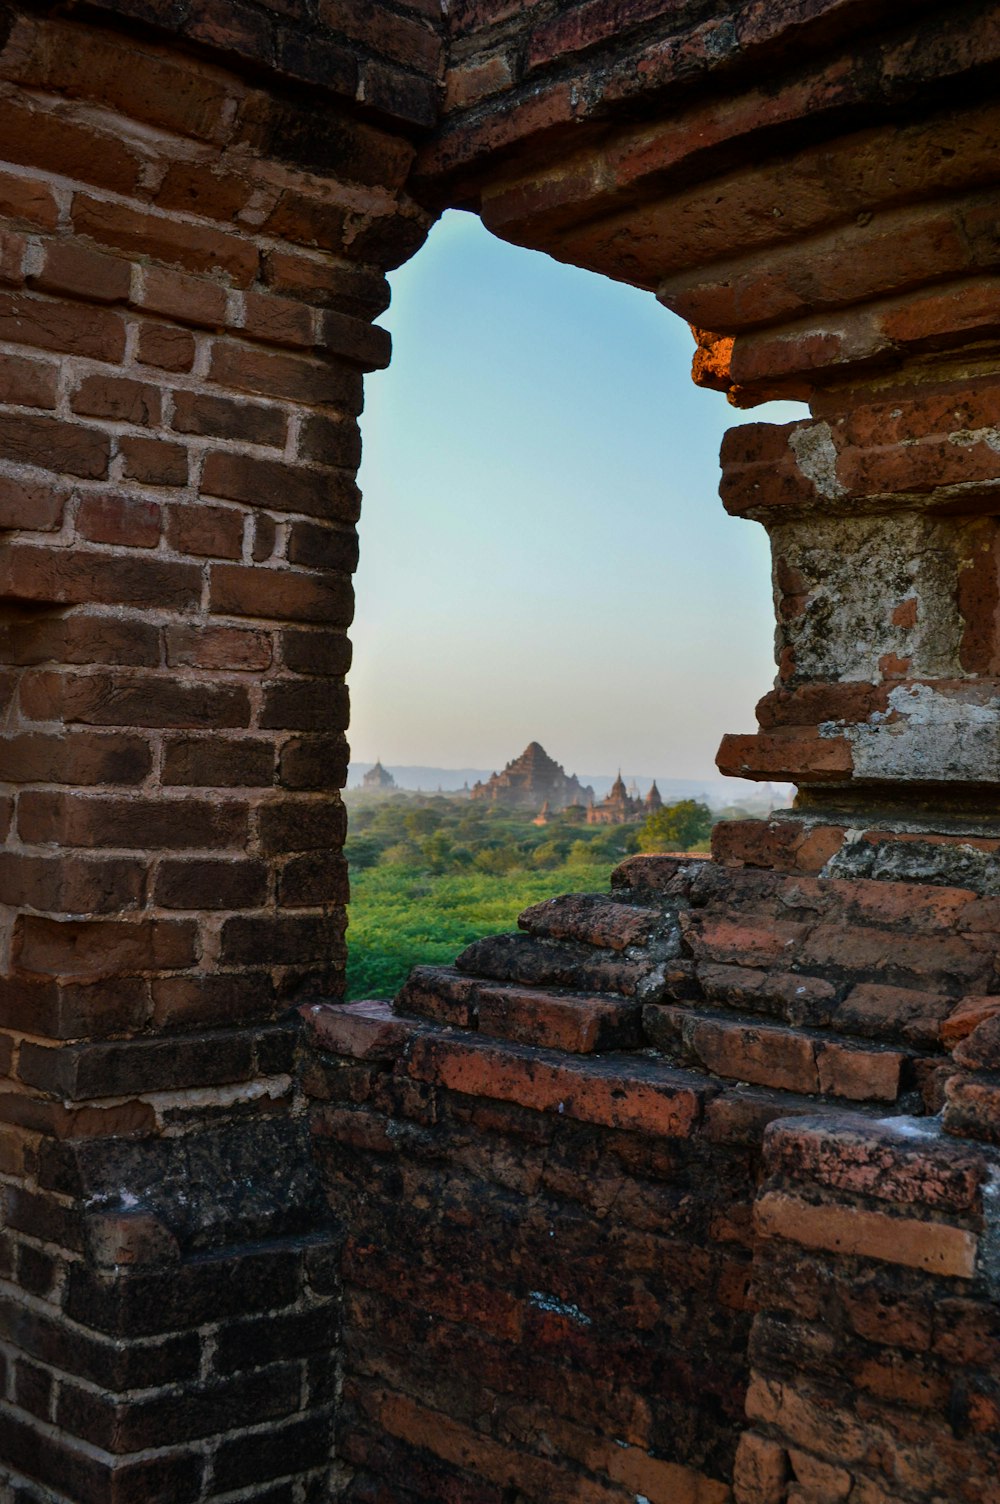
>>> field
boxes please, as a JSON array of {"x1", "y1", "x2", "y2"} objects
[
  {"x1": 342, "y1": 789, "x2": 716, "y2": 1000},
  {"x1": 345, "y1": 859, "x2": 618, "y2": 999}
]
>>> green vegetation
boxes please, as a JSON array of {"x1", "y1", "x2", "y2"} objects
[
  {"x1": 638, "y1": 798, "x2": 713, "y2": 853},
  {"x1": 343, "y1": 790, "x2": 718, "y2": 1000}
]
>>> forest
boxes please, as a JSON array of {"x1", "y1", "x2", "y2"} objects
[{"x1": 343, "y1": 790, "x2": 717, "y2": 999}]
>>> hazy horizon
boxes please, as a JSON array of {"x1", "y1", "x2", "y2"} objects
[{"x1": 350, "y1": 211, "x2": 805, "y2": 783}]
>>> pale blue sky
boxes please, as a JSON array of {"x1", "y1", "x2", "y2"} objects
[{"x1": 351, "y1": 210, "x2": 805, "y2": 783}]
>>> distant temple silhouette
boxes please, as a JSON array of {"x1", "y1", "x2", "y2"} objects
[
  {"x1": 470, "y1": 742, "x2": 593, "y2": 812},
  {"x1": 586, "y1": 771, "x2": 662, "y2": 825},
  {"x1": 362, "y1": 759, "x2": 396, "y2": 791}
]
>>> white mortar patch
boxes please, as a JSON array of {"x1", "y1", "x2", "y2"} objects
[
  {"x1": 841, "y1": 684, "x2": 1000, "y2": 780},
  {"x1": 789, "y1": 421, "x2": 846, "y2": 500}
]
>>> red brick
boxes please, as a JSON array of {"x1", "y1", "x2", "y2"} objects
[
  {"x1": 0, "y1": 476, "x2": 64, "y2": 530},
  {"x1": 260, "y1": 248, "x2": 389, "y2": 317},
  {"x1": 209, "y1": 563, "x2": 354, "y2": 625},
  {"x1": 0, "y1": 170, "x2": 59, "y2": 230},
  {"x1": 164, "y1": 625, "x2": 272, "y2": 671},
  {"x1": 153, "y1": 858, "x2": 268, "y2": 910},
  {"x1": 0, "y1": 94, "x2": 142, "y2": 194},
  {"x1": 280, "y1": 628, "x2": 352, "y2": 677},
  {"x1": 252, "y1": 515, "x2": 277, "y2": 561},
  {"x1": 408, "y1": 1031, "x2": 704, "y2": 1136},
  {"x1": 166, "y1": 504, "x2": 244, "y2": 559},
  {"x1": 277, "y1": 733, "x2": 348, "y2": 789},
  {"x1": 296, "y1": 415, "x2": 361, "y2": 470},
  {"x1": 477, "y1": 985, "x2": 640, "y2": 1054},
  {"x1": 302, "y1": 1000, "x2": 413, "y2": 1061},
  {"x1": 258, "y1": 679, "x2": 349, "y2": 730},
  {"x1": 134, "y1": 265, "x2": 228, "y2": 328},
  {"x1": 209, "y1": 340, "x2": 362, "y2": 409},
  {"x1": 219, "y1": 911, "x2": 346, "y2": 965},
  {"x1": 76, "y1": 495, "x2": 161, "y2": 549},
  {"x1": 0, "y1": 731, "x2": 151, "y2": 785},
  {"x1": 71, "y1": 375, "x2": 161, "y2": 426},
  {"x1": 0, "y1": 412, "x2": 109, "y2": 479},
  {"x1": 171, "y1": 390, "x2": 285, "y2": 447},
  {"x1": 0, "y1": 16, "x2": 237, "y2": 141},
  {"x1": 258, "y1": 797, "x2": 346, "y2": 854},
  {"x1": 151, "y1": 974, "x2": 277, "y2": 1031},
  {"x1": 717, "y1": 730, "x2": 854, "y2": 782},
  {"x1": 0, "y1": 851, "x2": 144, "y2": 913},
  {"x1": 72, "y1": 195, "x2": 258, "y2": 285},
  {"x1": 17, "y1": 791, "x2": 248, "y2": 851},
  {"x1": 240, "y1": 289, "x2": 314, "y2": 348},
  {"x1": 0, "y1": 353, "x2": 58, "y2": 409},
  {"x1": 136, "y1": 322, "x2": 196, "y2": 372},
  {"x1": 0, "y1": 612, "x2": 160, "y2": 667},
  {"x1": 942, "y1": 995, "x2": 1000, "y2": 1044},
  {"x1": 161, "y1": 736, "x2": 274, "y2": 788},
  {"x1": 30, "y1": 241, "x2": 131, "y2": 304},
  {"x1": 754, "y1": 1190, "x2": 978, "y2": 1277},
  {"x1": 119, "y1": 436, "x2": 188, "y2": 487},
  {"x1": 14, "y1": 914, "x2": 197, "y2": 981},
  {"x1": 277, "y1": 850, "x2": 348, "y2": 906},
  {"x1": 0, "y1": 544, "x2": 200, "y2": 610},
  {"x1": 317, "y1": 309, "x2": 391, "y2": 370},
  {"x1": 286, "y1": 521, "x2": 359, "y2": 573},
  {"x1": 317, "y1": 0, "x2": 440, "y2": 70},
  {"x1": 19, "y1": 669, "x2": 250, "y2": 729},
  {"x1": 0, "y1": 293, "x2": 127, "y2": 363},
  {"x1": 445, "y1": 52, "x2": 513, "y2": 110},
  {"x1": 154, "y1": 159, "x2": 255, "y2": 221},
  {"x1": 0, "y1": 222, "x2": 24, "y2": 281},
  {"x1": 201, "y1": 450, "x2": 360, "y2": 522}
]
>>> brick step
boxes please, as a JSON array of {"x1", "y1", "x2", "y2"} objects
[
  {"x1": 693, "y1": 962, "x2": 960, "y2": 1050},
  {"x1": 454, "y1": 932, "x2": 653, "y2": 998},
  {"x1": 516, "y1": 892, "x2": 665, "y2": 950},
  {"x1": 611, "y1": 853, "x2": 705, "y2": 897},
  {"x1": 680, "y1": 907, "x2": 996, "y2": 997},
  {"x1": 396, "y1": 965, "x2": 642, "y2": 1054},
  {"x1": 643, "y1": 1002, "x2": 916, "y2": 1105},
  {"x1": 686, "y1": 861, "x2": 998, "y2": 939}
]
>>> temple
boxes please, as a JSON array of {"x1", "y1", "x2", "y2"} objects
[
  {"x1": 469, "y1": 739, "x2": 594, "y2": 811},
  {"x1": 586, "y1": 771, "x2": 662, "y2": 824},
  {"x1": 1, "y1": 1, "x2": 1000, "y2": 1500}
]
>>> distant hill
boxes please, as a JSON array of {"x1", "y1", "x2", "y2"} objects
[{"x1": 347, "y1": 762, "x2": 792, "y2": 811}]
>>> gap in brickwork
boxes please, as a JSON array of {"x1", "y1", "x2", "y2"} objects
[{"x1": 350, "y1": 209, "x2": 808, "y2": 784}]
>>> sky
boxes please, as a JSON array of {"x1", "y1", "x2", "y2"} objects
[{"x1": 351, "y1": 209, "x2": 806, "y2": 784}]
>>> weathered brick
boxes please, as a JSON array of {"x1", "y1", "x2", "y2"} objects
[
  {"x1": 171, "y1": 389, "x2": 286, "y2": 446},
  {"x1": 0, "y1": 545, "x2": 200, "y2": 610},
  {"x1": 71, "y1": 374, "x2": 161, "y2": 426},
  {"x1": 0, "y1": 290, "x2": 126, "y2": 361},
  {"x1": 201, "y1": 449, "x2": 360, "y2": 522},
  {"x1": 210, "y1": 563, "x2": 354, "y2": 624},
  {"x1": 72, "y1": 194, "x2": 258, "y2": 284},
  {"x1": 134, "y1": 264, "x2": 228, "y2": 327},
  {"x1": 136, "y1": 321, "x2": 197, "y2": 372},
  {"x1": 0, "y1": 412, "x2": 109, "y2": 478},
  {"x1": 18, "y1": 791, "x2": 248, "y2": 850},
  {"x1": 754, "y1": 1190, "x2": 978, "y2": 1277},
  {"x1": 162, "y1": 734, "x2": 274, "y2": 787},
  {"x1": 119, "y1": 435, "x2": 189, "y2": 487},
  {"x1": 31, "y1": 240, "x2": 131, "y2": 304},
  {"x1": 76, "y1": 494, "x2": 162, "y2": 549},
  {"x1": 166, "y1": 502, "x2": 244, "y2": 559}
]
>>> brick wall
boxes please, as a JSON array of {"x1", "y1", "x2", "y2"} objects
[{"x1": 0, "y1": 6, "x2": 440, "y2": 1498}]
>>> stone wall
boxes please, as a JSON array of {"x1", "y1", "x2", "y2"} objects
[{"x1": 0, "y1": 4, "x2": 439, "y2": 1498}]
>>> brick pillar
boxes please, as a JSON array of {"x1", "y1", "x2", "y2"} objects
[
  {"x1": 0, "y1": 5, "x2": 441, "y2": 1498},
  {"x1": 713, "y1": 361, "x2": 1000, "y2": 879}
]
